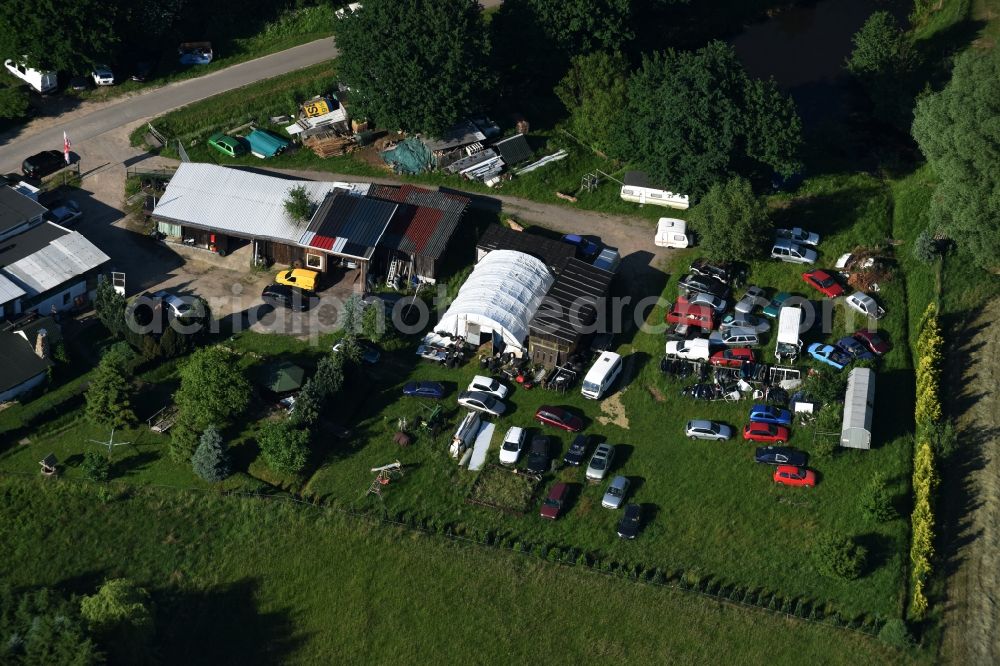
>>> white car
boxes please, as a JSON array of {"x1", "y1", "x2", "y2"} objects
[
  {"x1": 467, "y1": 375, "x2": 509, "y2": 400},
  {"x1": 498, "y1": 426, "x2": 526, "y2": 465},
  {"x1": 685, "y1": 419, "x2": 733, "y2": 441},
  {"x1": 91, "y1": 65, "x2": 114, "y2": 86},
  {"x1": 776, "y1": 227, "x2": 820, "y2": 246},
  {"x1": 845, "y1": 292, "x2": 886, "y2": 320},
  {"x1": 153, "y1": 290, "x2": 198, "y2": 318},
  {"x1": 457, "y1": 391, "x2": 506, "y2": 416},
  {"x1": 688, "y1": 292, "x2": 727, "y2": 314},
  {"x1": 735, "y1": 286, "x2": 766, "y2": 314}
]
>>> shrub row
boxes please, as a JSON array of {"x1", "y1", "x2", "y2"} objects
[
  {"x1": 383, "y1": 511, "x2": 886, "y2": 636},
  {"x1": 909, "y1": 303, "x2": 942, "y2": 620}
]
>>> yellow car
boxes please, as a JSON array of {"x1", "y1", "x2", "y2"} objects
[{"x1": 275, "y1": 268, "x2": 319, "y2": 292}]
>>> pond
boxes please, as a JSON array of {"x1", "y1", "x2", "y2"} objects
[{"x1": 730, "y1": 0, "x2": 910, "y2": 123}]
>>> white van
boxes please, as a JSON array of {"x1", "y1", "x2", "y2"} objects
[
  {"x1": 4, "y1": 59, "x2": 57, "y2": 93},
  {"x1": 581, "y1": 351, "x2": 623, "y2": 399},
  {"x1": 775, "y1": 306, "x2": 803, "y2": 361}
]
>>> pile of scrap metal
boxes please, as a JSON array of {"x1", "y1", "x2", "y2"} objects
[{"x1": 286, "y1": 92, "x2": 357, "y2": 158}]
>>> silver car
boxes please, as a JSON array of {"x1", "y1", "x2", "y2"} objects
[
  {"x1": 720, "y1": 313, "x2": 771, "y2": 334},
  {"x1": 771, "y1": 239, "x2": 817, "y2": 264},
  {"x1": 685, "y1": 419, "x2": 733, "y2": 441},
  {"x1": 586, "y1": 443, "x2": 615, "y2": 482},
  {"x1": 602, "y1": 475, "x2": 630, "y2": 509},
  {"x1": 735, "y1": 286, "x2": 766, "y2": 315},
  {"x1": 688, "y1": 292, "x2": 727, "y2": 314},
  {"x1": 456, "y1": 391, "x2": 506, "y2": 416}
]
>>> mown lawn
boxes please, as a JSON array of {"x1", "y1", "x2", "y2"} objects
[{"x1": 0, "y1": 477, "x2": 910, "y2": 665}]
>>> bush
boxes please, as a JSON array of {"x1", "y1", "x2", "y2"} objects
[
  {"x1": 912, "y1": 229, "x2": 940, "y2": 263},
  {"x1": 284, "y1": 185, "x2": 314, "y2": 222},
  {"x1": 878, "y1": 618, "x2": 914, "y2": 648},
  {"x1": 860, "y1": 471, "x2": 897, "y2": 522},
  {"x1": 812, "y1": 533, "x2": 868, "y2": 580},
  {"x1": 257, "y1": 420, "x2": 310, "y2": 475},
  {"x1": 691, "y1": 176, "x2": 773, "y2": 263},
  {"x1": 82, "y1": 451, "x2": 110, "y2": 482}
]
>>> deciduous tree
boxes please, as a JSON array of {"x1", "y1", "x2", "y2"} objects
[
  {"x1": 171, "y1": 347, "x2": 251, "y2": 462},
  {"x1": 95, "y1": 279, "x2": 127, "y2": 339},
  {"x1": 613, "y1": 41, "x2": 801, "y2": 197},
  {"x1": 912, "y1": 48, "x2": 1000, "y2": 270},
  {"x1": 0, "y1": 87, "x2": 29, "y2": 121},
  {"x1": 691, "y1": 177, "x2": 772, "y2": 263},
  {"x1": 0, "y1": 0, "x2": 119, "y2": 71},
  {"x1": 847, "y1": 11, "x2": 917, "y2": 127},
  {"x1": 80, "y1": 579, "x2": 154, "y2": 664},
  {"x1": 334, "y1": 0, "x2": 492, "y2": 134},
  {"x1": 257, "y1": 420, "x2": 310, "y2": 475},
  {"x1": 555, "y1": 52, "x2": 630, "y2": 153}
]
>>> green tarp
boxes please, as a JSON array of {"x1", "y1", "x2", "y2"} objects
[
  {"x1": 381, "y1": 138, "x2": 433, "y2": 174},
  {"x1": 253, "y1": 360, "x2": 306, "y2": 394}
]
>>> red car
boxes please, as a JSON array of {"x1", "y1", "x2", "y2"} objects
[
  {"x1": 535, "y1": 406, "x2": 584, "y2": 432},
  {"x1": 853, "y1": 329, "x2": 890, "y2": 355},
  {"x1": 773, "y1": 465, "x2": 816, "y2": 487},
  {"x1": 664, "y1": 297, "x2": 716, "y2": 331},
  {"x1": 540, "y1": 482, "x2": 569, "y2": 519},
  {"x1": 743, "y1": 422, "x2": 790, "y2": 444},
  {"x1": 801, "y1": 270, "x2": 845, "y2": 298},
  {"x1": 710, "y1": 348, "x2": 755, "y2": 367}
]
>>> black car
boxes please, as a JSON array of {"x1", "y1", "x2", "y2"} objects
[
  {"x1": 617, "y1": 504, "x2": 642, "y2": 539},
  {"x1": 130, "y1": 60, "x2": 155, "y2": 82},
  {"x1": 22, "y1": 151, "x2": 65, "y2": 179},
  {"x1": 563, "y1": 434, "x2": 592, "y2": 466},
  {"x1": 754, "y1": 446, "x2": 807, "y2": 467},
  {"x1": 525, "y1": 436, "x2": 552, "y2": 474},
  {"x1": 678, "y1": 274, "x2": 730, "y2": 300},
  {"x1": 261, "y1": 284, "x2": 313, "y2": 312},
  {"x1": 689, "y1": 258, "x2": 733, "y2": 284}
]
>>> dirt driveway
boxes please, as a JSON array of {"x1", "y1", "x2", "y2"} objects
[{"x1": 940, "y1": 296, "x2": 1000, "y2": 665}]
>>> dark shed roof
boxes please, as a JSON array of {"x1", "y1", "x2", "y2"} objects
[
  {"x1": 493, "y1": 134, "x2": 533, "y2": 165},
  {"x1": 0, "y1": 330, "x2": 52, "y2": 393},
  {"x1": 300, "y1": 193, "x2": 397, "y2": 259},
  {"x1": 476, "y1": 224, "x2": 574, "y2": 273},
  {"x1": 0, "y1": 187, "x2": 47, "y2": 238},
  {"x1": 529, "y1": 258, "x2": 614, "y2": 346}
]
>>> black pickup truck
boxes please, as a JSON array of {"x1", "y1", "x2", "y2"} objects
[{"x1": 563, "y1": 434, "x2": 592, "y2": 466}]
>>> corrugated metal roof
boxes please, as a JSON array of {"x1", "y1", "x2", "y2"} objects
[
  {"x1": 3, "y1": 230, "x2": 109, "y2": 296},
  {"x1": 152, "y1": 163, "x2": 370, "y2": 244},
  {"x1": 842, "y1": 367, "x2": 875, "y2": 435},
  {"x1": 476, "y1": 224, "x2": 574, "y2": 272},
  {"x1": 368, "y1": 184, "x2": 469, "y2": 260},
  {"x1": 493, "y1": 134, "x2": 533, "y2": 165},
  {"x1": 530, "y1": 258, "x2": 613, "y2": 345},
  {"x1": 300, "y1": 193, "x2": 397, "y2": 260},
  {"x1": 0, "y1": 273, "x2": 26, "y2": 305}
]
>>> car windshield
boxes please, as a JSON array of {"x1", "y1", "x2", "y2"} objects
[
  {"x1": 608, "y1": 487, "x2": 622, "y2": 497},
  {"x1": 591, "y1": 458, "x2": 606, "y2": 470},
  {"x1": 710, "y1": 424, "x2": 721, "y2": 433},
  {"x1": 818, "y1": 276, "x2": 834, "y2": 287},
  {"x1": 543, "y1": 498, "x2": 560, "y2": 507},
  {"x1": 502, "y1": 440, "x2": 519, "y2": 451}
]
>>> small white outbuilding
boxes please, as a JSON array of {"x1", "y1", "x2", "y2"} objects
[{"x1": 840, "y1": 367, "x2": 875, "y2": 449}]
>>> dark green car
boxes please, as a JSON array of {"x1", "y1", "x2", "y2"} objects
[{"x1": 207, "y1": 133, "x2": 246, "y2": 158}]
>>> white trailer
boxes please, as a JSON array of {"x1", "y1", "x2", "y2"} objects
[
  {"x1": 621, "y1": 171, "x2": 690, "y2": 210},
  {"x1": 4, "y1": 59, "x2": 57, "y2": 93},
  {"x1": 654, "y1": 218, "x2": 692, "y2": 248},
  {"x1": 775, "y1": 306, "x2": 803, "y2": 361}
]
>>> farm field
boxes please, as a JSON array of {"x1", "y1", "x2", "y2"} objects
[{"x1": 0, "y1": 477, "x2": 909, "y2": 665}]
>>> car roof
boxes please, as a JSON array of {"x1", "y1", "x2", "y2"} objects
[
  {"x1": 504, "y1": 426, "x2": 524, "y2": 439},
  {"x1": 549, "y1": 482, "x2": 567, "y2": 495},
  {"x1": 609, "y1": 475, "x2": 628, "y2": 488},
  {"x1": 688, "y1": 419, "x2": 713, "y2": 429},
  {"x1": 594, "y1": 443, "x2": 612, "y2": 454}
]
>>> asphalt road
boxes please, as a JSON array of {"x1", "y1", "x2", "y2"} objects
[{"x1": 0, "y1": 37, "x2": 338, "y2": 173}]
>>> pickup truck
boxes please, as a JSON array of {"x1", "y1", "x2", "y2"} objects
[{"x1": 563, "y1": 434, "x2": 592, "y2": 466}]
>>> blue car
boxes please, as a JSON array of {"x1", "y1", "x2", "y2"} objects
[
  {"x1": 402, "y1": 381, "x2": 445, "y2": 399},
  {"x1": 562, "y1": 233, "x2": 600, "y2": 260},
  {"x1": 836, "y1": 336, "x2": 875, "y2": 362},
  {"x1": 748, "y1": 404, "x2": 792, "y2": 426},
  {"x1": 808, "y1": 343, "x2": 852, "y2": 370}
]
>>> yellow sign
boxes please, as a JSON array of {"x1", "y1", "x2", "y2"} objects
[{"x1": 303, "y1": 99, "x2": 331, "y2": 118}]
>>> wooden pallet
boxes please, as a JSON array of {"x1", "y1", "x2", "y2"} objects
[{"x1": 303, "y1": 132, "x2": 356, "y2": 158}]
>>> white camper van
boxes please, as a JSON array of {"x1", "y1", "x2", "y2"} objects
[
  {"x1": 775, "y1": 306, "x2": 803, "y2": 361},
  {"x1": 654, "y1": 218, "x2": 692, "y2": 248},
  {"x1": 4, "y1": 59, "x2": 57, "y2": 93},
  {"x1": 581, "y1": 351, "x2": 623, "y2": 399}
]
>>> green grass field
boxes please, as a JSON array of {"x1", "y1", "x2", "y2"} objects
[{"x1": 0, "y1": 477, "x2": 909, "y2": 665}]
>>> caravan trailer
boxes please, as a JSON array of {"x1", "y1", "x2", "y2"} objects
[
  {"x1": 620, "y1": 171, "x2": 690, "y2": 210},
  {"x1": 4, "y1": 59, "x2": 57, "y2": 93},
  {"x1": 654, "y1": 218, "x2": 692, "y2": 248}
]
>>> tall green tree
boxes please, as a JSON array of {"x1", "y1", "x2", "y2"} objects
[
  {"x1": 95, "y1": 279, "x2": 127, "y2": 339},
  {"x1": 257, "y1": 420, "x2": 310, "y2": 475},
  {"x1": 0, "y1": 0, "x2": 119, "y2": 71},
  {"x1": 691, "y1": 177, "x2": 772, "y2": 263},
  {"x1": 555, "y1": 52, "x2": 630, "y2": 153},
  {"x1": 847, "y1": 11, "x2": 917, "y2": 127},
  {"x1": 512, "y1": 0, "x2": 633, "y2": 56},
  {"x1": 0, "y1": 87, "x2": 30, "y2": 121},
  {"x1": 613, "y1": 41, "x2": 801, "y2": 198},
  {"x1": 335, "y1": 0, "x2": 492, "y2": 134},
  {"x1": 191, "y1": 425, "x2": 230, "y2": 482},
  {"x1": 912, "y1": 48, "x2": 1000, "y2": 270},
  {"x1": 85, "y1": 353, "x2": 137, "y2": 432},
  {"x1": 80, "y1": 579, "x2": 154, "y2": 664},
  {"x1": 171, "y1": 347, "x2": 251, "y2": 462},
  {"x1": 0, "y1": 584, "x2": 101, "y2": 666}
]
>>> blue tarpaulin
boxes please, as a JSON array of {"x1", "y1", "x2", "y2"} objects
[{"x1": 381, "y1": 138, "x2": 433, "y2": 174}]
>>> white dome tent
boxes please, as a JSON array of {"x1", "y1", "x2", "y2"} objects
[{"x1": 435, "y1": 249, "x2": 554, "y2": 354}]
